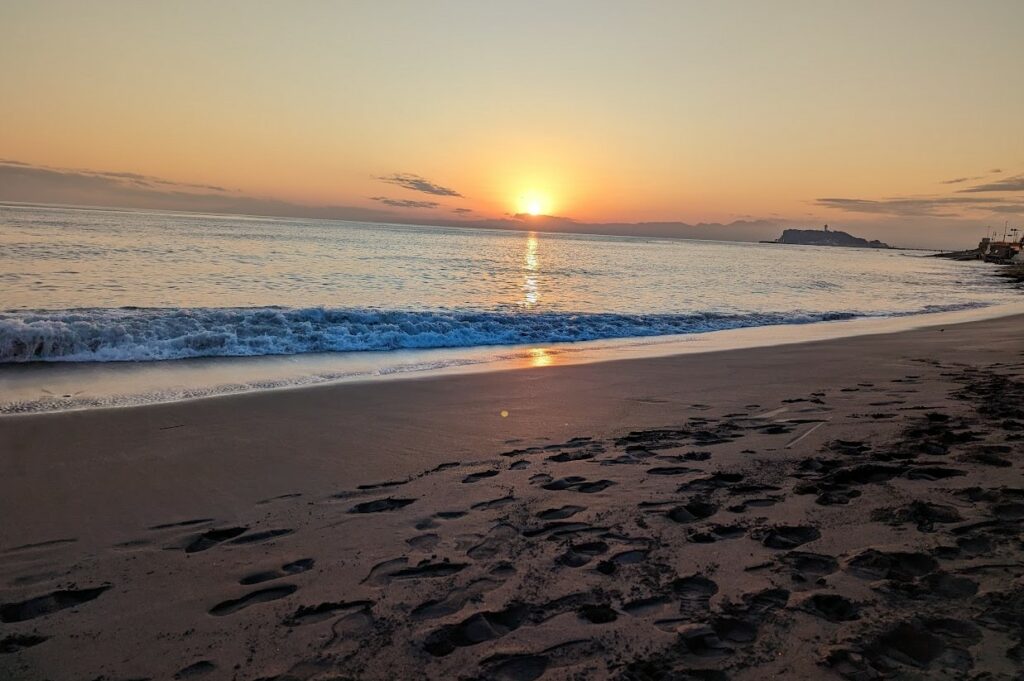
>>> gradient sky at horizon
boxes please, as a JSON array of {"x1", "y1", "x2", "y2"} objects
[{"x1": 2, "y1": 0, "x2": 1023, "y2": 245}]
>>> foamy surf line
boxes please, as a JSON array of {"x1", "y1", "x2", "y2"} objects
[
  {"x1": 0, "y1": 303, "x2": 991, "y2": 364},
  {"x1": 2, "y1": 301, "x2": 1022, "y2": 416}
]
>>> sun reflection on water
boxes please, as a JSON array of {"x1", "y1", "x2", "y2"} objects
[{"x1": 522, "y1": 233, "x2": 540, "y2": 308}]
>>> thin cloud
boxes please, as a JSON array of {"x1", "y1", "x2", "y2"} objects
[
  {"x1": 815, "y1": 195, "x2": 1016, "y2": 218},
  {"x1": 96, "y1": 170, "x2": 152, "y2": 180},
  {"x1": 958, "y1": 174, "x2": 1024, "y2": 193},
  {"x1": 0, "y1": 160, "x2": 228, "y2": 193},
  {"x1": 369, "y1": 196, "x2": 440, "y2": 209},
  {"x1": 0, "y1": 160, "x2": 401, "y2": 223},
  {"x1": 452, "y1": 207, "x2": 473, "y2": 214},
  {"x1": 377, "y1": 173, "x2": 463, "y2": 197},
  {"x1": 984, "y1": 203, "x2": 1024, "y2": 214}
]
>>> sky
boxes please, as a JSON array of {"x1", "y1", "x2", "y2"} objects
[{"x1": 1, "y1": 0, "x2": 1023, "y2": 249}]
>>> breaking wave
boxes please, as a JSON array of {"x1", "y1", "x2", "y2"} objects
[{"x1": 0, "y1": 304, "x2": 986, "y2": 363}]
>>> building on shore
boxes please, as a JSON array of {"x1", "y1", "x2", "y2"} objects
[{"x1": 978, "y1": 236, "x2": 1023, "y2": 263}]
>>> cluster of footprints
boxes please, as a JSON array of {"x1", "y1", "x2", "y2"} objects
[{"x1": 1, "y1": 361, "x2": 1023, "y2": 680}]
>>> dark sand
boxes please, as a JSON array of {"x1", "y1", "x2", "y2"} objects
[{"x1": 1, "y1": 315, "x2": 1022, "y2": 680}]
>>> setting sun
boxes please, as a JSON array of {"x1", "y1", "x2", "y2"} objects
[{"x1": 519, "y1": 192, "x2": 548, "y2": 216}]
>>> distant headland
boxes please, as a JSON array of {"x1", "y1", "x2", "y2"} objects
[{"x1": 762, "y1": 225, "x2": 890, "y2": 249}]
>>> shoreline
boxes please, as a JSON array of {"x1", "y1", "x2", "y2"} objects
[
  {"x1": 1, "y1": 313, "x2": 1022, "y2": 680},
  {"x1": 3, "y1": 300, "x2": 1023, "y2": 416},
  {"x1": 9, "y1": 312, "x2": 1020, "y2": 541}
]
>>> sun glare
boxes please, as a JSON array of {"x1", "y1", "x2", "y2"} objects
[{"x1": 519, "y1": 192, "x2": 548, "y2": 216}]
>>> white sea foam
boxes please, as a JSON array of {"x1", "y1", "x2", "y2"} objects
[{"x1": 0, "y1": 303, "x2": 987, "y2": 363}]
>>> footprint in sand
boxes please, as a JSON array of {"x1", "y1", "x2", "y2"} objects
[
  {"x1": 239, "y1": 558, "x2": 314, "y2": 585},
  {"x1": 348, "y1": 498, "x2": 416, "y2": 514},
  {"x1": 666, "y1": 500, "x2": 717, "y2": 524},
  {"x1": 596, "y1": 548, "x2": 649, "y2": 574},
  {"x1": 423, "y1": 603, "x2": 531, "y2": 657},
  {"x1": 228, "y1": 528, "x2": 293, "y2": 545},
  {"x1": 357, "y1": 479, "x2": 408, "y2": 491},
  {"x1": 184, "y1": 527, "x2": 248, "y2": 553},
  {"x1": 471, "y1": 495, "x2": 516, "y2": 510},
  {"x1": 0, "y1": 634, "x2": 48, "y2": 654},
  {"x1": 148, "y1": 518, "x2": 213, "y2": 531},
  {"x1": 707, "y1": 587, "x2": 789, "y2": 649},
  {"x1": 673, "y1": 574, "x2": 719, "y2": 613},
  {"x1": 556, "y1": 540, "x2": 609, "y2": 567},
  {"x1": 463, "y1": 469, "x2": 500, "y2": 483},
  {"x1": 676, "y1": 472, "x2": 744, "y2": 493},
  {"x1": 541, "y1": 477, "x2": 615, "y2": 493},
  {"x1": 778, "y1": 551, "x2": 838, "y2": 578},
  {"x1": 547, "y1": 450, "x2": 596, "y2": 463},
  {"x1": 622, "y1": 595, "x2": 675, "y2": 620},
  {"x1": 758, "y1": 525, "x2": 820, "y2": 550},
  {"x1": 410, "y1": 577, "x2": 505, "y2": 621},
  {"x1": 845, "y1": 549, "x2": 937, "y2": 581},
  {"x1": 2, "y1": 538, "x2": 78, "y2": 555},
  {"x1": 174, "y1": 660, "x2": 216, "y2": 678},
  {"x1": 256, "y1": 492, "x2": 302, "y2": 505},
  {"x1": 479, "y1": 640, "x2": 600, "y2": 681},
  {"x1": 873, "y1": 501, "x2": 961, "y2": 532},
  {"x1": 536, "y1": 505, "x2": 586, "y2": 520},
  {"x1": 406, "y1": 533, "x2": 440, "y2": 551},
  {"x1": 647, "y1": 466, "x2": 700, "y2": 476},
  {"x1": 208, "y1": 585, "x2": 297, "y2": 616},
  {"x1": 362, "y1": 558, "x2": 467, "y2": 586},
  {"x1": 798, "y1": 593, "x2": 860, "y2": 622},
  {"x1": 283, "y1": 599, "x2": 373, "y2": 626},
  {"x1": 688, "y1": 523, "x2": 746, "y2": 543},
  {"x1": 521, "y1": 520, "x2": 607, "y2": 540},
  {"x1": 827, "y1": 618, "x2": 981, "y2": 677},
  {"x1": 1, "y1": 585, "x2": 111, "y2": 623},
  {"x1": 727, "y1": 497, "x2": 781, "y2": 513},
  {"x1": 467, "y1": 523, "x2": 519, "y2": 560}
]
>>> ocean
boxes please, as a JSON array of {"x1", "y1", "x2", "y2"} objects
[{"x1": 0, "y1": 203, "x2": 1019, "y2": 411}]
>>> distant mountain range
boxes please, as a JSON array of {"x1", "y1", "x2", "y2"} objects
[{"x1": 765, "y1": 227, "x2": 890, "y2": 249}]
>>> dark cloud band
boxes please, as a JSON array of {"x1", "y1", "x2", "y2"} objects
[
  {"x1": 369, "y1": 196, "x2": 440, "y2": 209},
  {"x1": 958, "y1": 174, "x2": 1024, "y2": 193},
  {"x1": 377, "y1": 173, "x2": 463, "y2": 197},
  {"x1": 816, "y1": 195, "x2": 1022, "y2": 218}
]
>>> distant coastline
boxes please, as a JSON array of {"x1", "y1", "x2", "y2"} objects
[{"x1": 0, "y1": 200, "x2": 900, "y2": 250}]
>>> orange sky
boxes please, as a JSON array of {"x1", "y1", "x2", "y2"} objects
[{"x1": 2, "y1": 1, "x2": 1023, "y2": 247}]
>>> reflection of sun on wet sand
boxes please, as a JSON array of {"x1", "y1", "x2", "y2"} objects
[
  {"x1": 1, "y1": 315, "x2": 1023, "y2": 680},
  {"x1": 529, "y1": 347, "x2": 554, "y2": 367}
]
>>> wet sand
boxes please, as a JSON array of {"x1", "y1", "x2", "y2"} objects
[{"x1": 1, "y1": 314, "x2": 1022, "y2": 680}]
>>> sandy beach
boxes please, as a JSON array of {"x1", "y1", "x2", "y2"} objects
[{"x1": 1, "y1": 314, "x2": 1023, "y2": 680}]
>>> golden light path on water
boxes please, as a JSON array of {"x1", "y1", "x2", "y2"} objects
[
  {"x1": 522, "y1": 232, "x2": 540, "y2": 308},
  {"x1": 521, "y1": 233, "x2": 553, "y2": 368}
]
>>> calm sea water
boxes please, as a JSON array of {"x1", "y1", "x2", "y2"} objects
[{"x1": 0, "y1": 203, "x2": 1018, "y2": 366}]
